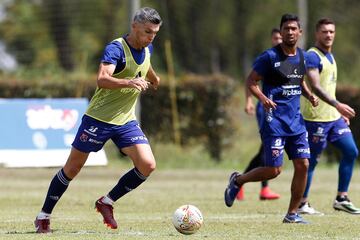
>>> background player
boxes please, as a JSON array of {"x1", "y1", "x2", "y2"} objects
[
  {"x1": 237, "y1": 28, "x2": 283, "y2": 201},
  {"x1": 224, "y1": 14, "x2": 318, "y2": 224},
  {"x1": 298, "y1": 18, "x2": 359, "y2": 215}
]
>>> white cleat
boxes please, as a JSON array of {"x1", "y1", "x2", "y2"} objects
[{"x1": 297, "y1": 202, "x2": 324, "y2": 215}]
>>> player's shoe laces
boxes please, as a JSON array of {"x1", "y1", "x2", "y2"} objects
[
  {"x1": 34, "y1": 217, "x2": 51, "y2": 233},
  {"x1": 95, "y1": 196, "x2": 118, "y2": 229},
  {"x1": 297, "y1": 202, "x2": 324, "y2": 215},
  {"x1": 333, "y1": 196, "x2": 360, "y2": 214},
  {"x1": 224, "y1": 172, "x2": 241, "y2": 207},
  {"x1": 259, "y1": 186, "x2": 280, "y2": 200},
  {"x1": 283, "y1": 213, "x2": 308, "y2": 224},
  {"x1": 236, "y1": 186, "x2": 244, "y2": 201}
]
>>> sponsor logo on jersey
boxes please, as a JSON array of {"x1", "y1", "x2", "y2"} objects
[
  {"x1": 88, "y1": 138, "x2": 103, "y2": 144},
  {"x1": 297, "y1": 148, "x2": 310, "y2": 154},
  {"x1": 88, "y1": 126, "x2": 98, "y2": 133},
  {"x1": 131, "y1": 136, "x2": 148, "y2": 142},
  {"x1": 84, "y1": 126, "x2": 98, "y2": 136},
  {"x1": 282, "y1": 89, "x2": 302, "y2": 96},
  {"x1": 338, "y1": 127, "x2": 351, "y2": 135},
  {"x1": 287, "y1": 68, "x2": 303, "y2": 79}
]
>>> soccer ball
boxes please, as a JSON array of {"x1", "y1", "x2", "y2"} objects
[{"x1": 172, "y1": 204, "x2": 203, "y2": 235}]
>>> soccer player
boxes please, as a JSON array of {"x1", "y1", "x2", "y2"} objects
[
  {"x1": 298, "y1": 18, "x2": 359, "y2": 215},
  {"x1": 34, "y1": 7, "x2": 162, "y2": 233},
  {"x1": 237, "y1": 28, "x2": 283, "y2": 201},
  {"x1": 224, "y1": 14, "x2": 319, "y2": 224}
]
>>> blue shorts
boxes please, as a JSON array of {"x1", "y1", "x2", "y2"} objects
[
  {"x1": 72, "y1": 115, "x2": 149, "y2": 153},
  {"x1": 261, "y1": 131, "x2": 310, "y2": 167},
  {"x1": 305, "y1": 117, "x2": 352, "y2": 156}
]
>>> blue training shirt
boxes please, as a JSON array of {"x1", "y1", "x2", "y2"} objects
[
  {"x1": 253, "y1": 45, "x2": 309, "y2": 136},
  {"x1": 101, "y1": 35, "x2": 154, "y2": 74}
]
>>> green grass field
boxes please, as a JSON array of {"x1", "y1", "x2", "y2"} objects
[{"x1": 1, "y1": 166, "x2": 360, "y2": 240}]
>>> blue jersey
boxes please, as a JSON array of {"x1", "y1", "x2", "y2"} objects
[
  {"x1": 101, "y1": 35, "x2": 154, "y2": 74},
  {"x1": 253, "y1": 45, "x2": 307, "y2": 136}
]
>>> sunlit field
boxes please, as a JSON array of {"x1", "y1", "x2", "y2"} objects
[{"x1": 1, "y1": 166, "x2": 360, "y2": 240}]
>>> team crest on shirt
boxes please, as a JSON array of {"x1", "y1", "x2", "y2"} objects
[
  {"x1": 312, "y1": 136, "x2": 320, "y2": 143},
  {"x1": 272, "y1": 149, "x2": 280, "y2": 157},
  {"x1": 80, "y1": 133, "x2": 88, "y2": 142}
]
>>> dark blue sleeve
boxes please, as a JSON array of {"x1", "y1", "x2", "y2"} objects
[
  {"x1": 148, "y1": 43, "x2": 154, "y2": 55},
  {"x1": 101, "y1": 41, "x2": 125, "y2": 65},
  {"x1": 252, "y1": 51, "x2": 271, "y2": 77},
  {"x1": 305, "y1": 51, "x2": 321, "y2": 70}
]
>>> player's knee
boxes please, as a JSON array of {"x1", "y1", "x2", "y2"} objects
[
  {"x1": 64, "y1": 164, "x2": 82, "y2": 178},
  {"x1": 308, "y1": 156, "x2": 319, "y2": 168},
  {"x1": 267, "y1": 167, "x2": 281, "y2": 179},
  {"x1": 273, "y1": 167, "x2": 282, "y2": 177},
  {"x1": 346, "y1": 146, "x2": 359, "y2": 160},
  {"x1": 294, "y1": 159, "x2": 309, "y2": 172},
  {"x1": 139, "y1": 158, "x2": 156, "y2": 176}
]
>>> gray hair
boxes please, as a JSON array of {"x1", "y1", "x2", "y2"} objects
[{"x1": 133, "y1": 7, "x2": 162, "y2": 25}]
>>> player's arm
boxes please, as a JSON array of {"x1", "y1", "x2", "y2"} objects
[
  {"x1": 246, "y1": 70, "x2": 276, "y2": 112},
  {"x1": 306, "y1": 67, "x2": 355, "y2": 118},
  {"x1": 301, "y1": 79, "x2": 318, "y2": 107},
  {"x1": 244, "y1": 86, "x2": 255, "y2": 115},
  {"x1": 146, "y1": 64, "x2": 160, "y2": 90},
  {"x1": 97, "y1": 63, "x2": 149, "y2": 91}
]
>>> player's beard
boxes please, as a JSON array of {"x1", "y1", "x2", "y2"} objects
[{"x1": 283, "y1": 40, "x2": 296, "y2": 48}]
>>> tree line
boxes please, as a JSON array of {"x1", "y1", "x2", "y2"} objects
[{"x1": 0, "y1": 0, "x2": 360, "y2": 85}]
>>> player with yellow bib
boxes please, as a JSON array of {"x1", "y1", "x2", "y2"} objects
[
  {"x1": 299, "y1": 18, "x2": 360, "y2": 215},
  {"x1": 35, "y1": 7, "x2": 163, "y2": 233}
]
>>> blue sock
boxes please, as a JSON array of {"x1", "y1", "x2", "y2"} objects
[
  {"x1": 42, "y1": 168, "x2": 71, "y2": 214},
  {"x1": 333, "y1": 136, "x2": 359, "y2": 192},
  {"x1": 303, "y1": 154, "x2": 318, "y2": 198},
  {"x1": 108, "y1": 168, "x2": 147, "y2": 202}
]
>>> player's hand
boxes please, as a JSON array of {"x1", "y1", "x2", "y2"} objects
[
  {"x1": 245, "y1": 100, "x2": 255, "y2": 115},
  {"x1": 342, "y1": 115, "x2": 350, "y2": 125},
  {"x1": 261, "y1": 97, "x2": 277, "y2": 112},
  {"x1": 309, "y1": 95, "x2": 319, "y2": 107},
  {"x1": 336, "y1": 102, "x2": 356, "y2": 119},
  {"x1": 149, "y1": 75, "x2": 160, "y2": 90},
  {"x1": 128, "y1": 77, "x2": 149, "y2": 91}
]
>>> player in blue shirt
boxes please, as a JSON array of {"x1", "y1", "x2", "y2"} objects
[
  {"x1": 224, "y1": 14, "x2": 318, "y2": 224},
  {"x1": 237, "y1": 28, "x2": 282, "y2": 201}
]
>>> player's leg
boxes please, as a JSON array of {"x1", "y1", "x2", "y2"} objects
[
  {"x1": 95, "y1": 120, "x2": 154, "y2": 229},
  {"x1": 288, "y1": 158, "x2": 309, "y2": 213},
  {"x1": 330, "y1": 121, "x2": 360, "y2": 213},
  {"x1": 237, "y1": 145, "x2": 264, "y2": 200},
  {"x1": 35, "y1": 148, "x2": 89, "y2": 233},
  {"x1": 225, "y1": 136, "x2": 283, "y2": 207},
  {"x1": 109, "y1": 143, "x2": 155, "y2": 201},
  {"x1": 35, "y1": 115, "x2": 110, "y2": 233},
  {"x1": 95, "y1": 144, "x2": 154, "y2": 229},
  {"x1": 283, "y1": 132, "x2": 309, "y2": 223},
  {"x1": 257, "y1": 144, "x2": 280, "y2": 200},
  {"x1": 298, "y1": 121, "x2": 326, "y2": 215}
]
